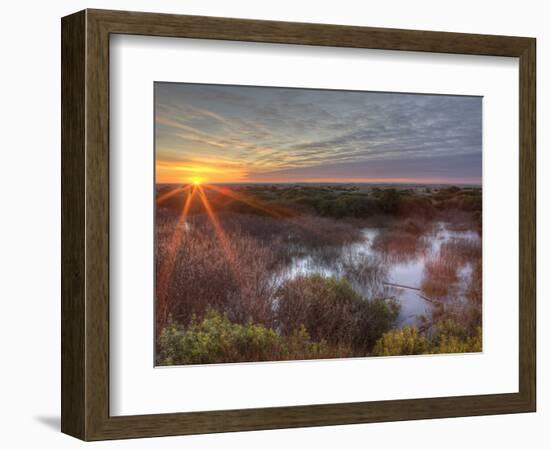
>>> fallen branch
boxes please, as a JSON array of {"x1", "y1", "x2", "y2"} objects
[
  {"x1": 383, "y1": 281, "x2": 435, "y2": 304},
  {"x1": 383, "y1": 281, "x2": 420, "y2": 291}
]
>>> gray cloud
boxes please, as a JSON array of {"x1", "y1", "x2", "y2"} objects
[{"x1": 155, "y1": 82, "x2": 482, "y2": 183}]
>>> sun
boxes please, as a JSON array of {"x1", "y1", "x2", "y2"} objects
[{"x1": 190, "y1": 177, "x2": 204, "y2": 186}]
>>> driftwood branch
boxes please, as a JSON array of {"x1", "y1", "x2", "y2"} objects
[{"x1": 383, "y1": 281, "x2": 435, "y2": 304}]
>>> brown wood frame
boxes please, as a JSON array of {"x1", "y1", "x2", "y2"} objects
[{"x1": 61, "y1": 8, "x2": 536, "y2": 441}]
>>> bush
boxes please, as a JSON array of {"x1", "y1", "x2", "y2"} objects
[
  {"x1": 398, "y1": 196, "x2": 436, "y2": 219},
  {"x1": 276, "y1": 275, "x2": 399, "y2": 352},
  {"x1": 380, "y1": 189, "x2": 401, "y2": 215},
  {"x1": 434, "y1": 326, "x2": 482, "y2": 354},
  {"x1": 372, "y1": 322, "x2": 482, "y2": 357},
  {"x1": 372, "y1": 326, "x2": 431, "y2": 356},
  {"x1": 157, "y1": 311, "x2": 352, "y2": 365},
  {"x1": 352, "y1": 297, "x2": 400, "y2": 351}
]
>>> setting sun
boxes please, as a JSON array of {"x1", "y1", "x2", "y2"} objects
[{"x1": 191, "y1": 177, "x2": 203, "y2": 186}]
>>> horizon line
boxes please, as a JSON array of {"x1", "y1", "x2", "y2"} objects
[{"x1": 155, "y1": 181, "x2": 482, "y2": 187}]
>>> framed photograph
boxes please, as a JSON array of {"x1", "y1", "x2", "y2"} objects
[{"x1": 61, "y1": 9, "x2": 536, "y2": 440}]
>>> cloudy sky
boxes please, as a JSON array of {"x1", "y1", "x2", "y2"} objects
[{"x1": 155, "y1": 82, "x2": 482, "y2": 184}]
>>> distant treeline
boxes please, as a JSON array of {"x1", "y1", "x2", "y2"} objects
[
  {"x1": 186, "y1": 186, "x2": 483, "y2": 231},
  {"x1": 159, "y1": 184, "x2": 482, "y2": 221}
]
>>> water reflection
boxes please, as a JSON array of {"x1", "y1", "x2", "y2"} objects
[{"x1": 276, "y1": 222, "x2": 481, "y2": 326}]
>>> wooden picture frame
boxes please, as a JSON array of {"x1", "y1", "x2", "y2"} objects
[{"x1": 61, "y1": 9, "x2": 536, "y2": 441}]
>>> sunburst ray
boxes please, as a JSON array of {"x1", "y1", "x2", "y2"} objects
[
  {"x1": 156, "y1": 185, "x2": 197, "y2": 327},
  {"x1": 156, "y1": 183, "x2": 192, "y2": 204}
]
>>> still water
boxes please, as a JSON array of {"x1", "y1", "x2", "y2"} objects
[{"x1": 276, "y1": 222, "x2": 480, "y2": 326}]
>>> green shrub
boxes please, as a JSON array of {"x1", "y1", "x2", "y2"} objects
[
  {"x1": 431, "y1": 320, "x2": 482, "y2": 353},
  {"x1": 435, "y1": 328, "x2": 482, "y2": 353},
  {"x1": 156, "y1": 310, "x2": 352, "y2": 365},
  {"x1": 372, "y1": 323, "x2": 482, "y2": 357},
  {"x1": 372, "y1": 326, "x2": 431, "y2": 356},
  {"x1": 352, "y1": 297, "x2": 400, "y2": 351},
  {"x1": 277, "y1": 275, "x2": 399, "y2": 352},
  {"x1": 380, "y1": 189, "x2": 401, "y2": 215}
]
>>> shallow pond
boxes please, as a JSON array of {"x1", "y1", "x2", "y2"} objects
[{"x1": 275, "y1": 222, "x2": 480, "y2": 326}]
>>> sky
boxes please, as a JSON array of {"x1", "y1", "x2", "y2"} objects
[{"x1": 155, "y1": 82, "x2": 482, "y2": 185}]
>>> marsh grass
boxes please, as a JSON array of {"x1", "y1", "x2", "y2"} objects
[
  {"x1": 421, "y1": 236, "x2": 481, "y2": 300},
  {"x1": 339, "y1": 249, "x2": 388, "y2": 298},
  {"x1": 156, "y1": 214, "x2": 280, "y2": 330},
  {"x1": 443, "y1": 237, "x2": 482, "y2": 262},
  {"x1": 371, "y1": 218, "x2": 431, "y2": 264},
  {"x1": 421, "y1": 254, "x2": 459, "y2": 299}
]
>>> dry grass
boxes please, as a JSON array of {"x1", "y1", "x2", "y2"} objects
[
  {"x1": 156, "y1": 213, "x2": 280, "y2": 331},
  {"x1": 371, "y1": 219, "x2": 430, "y2": 264},
  {"x1": 421, "y1": 255, "x2": 458, "y2": 299},
  {"x1": 339, "y1": 250, "x2": 388, "y2": 298},
  {"x1": 421, "y1": 235, "x2": 481, "y2": 301},
  {"x1": 443, "y1": 237, "x2": 482, "y2": 262}
]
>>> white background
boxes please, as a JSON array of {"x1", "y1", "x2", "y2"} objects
[
  {"x1": 0, "y1": 0, "x2": 547, "y2": 449},
  {"x1": 110, "y1": 36, "x2": 519, "y2": 415}
]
